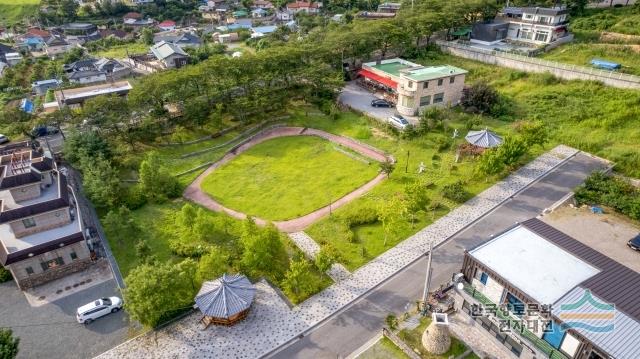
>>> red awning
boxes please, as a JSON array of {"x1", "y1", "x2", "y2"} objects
[{"x1": 357, "y1": 69, "x2": 398, "y2": 89}]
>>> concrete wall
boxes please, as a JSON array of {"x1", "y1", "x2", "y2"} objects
[
  {"x1": 9, "y1": 183, "x2": 41, "y2": 202},
  {"x1": 437, "y1": 41, "x2": 640, "y2": 90},
  {"x1": 397, "y1": 74, "x2": 466, "y2": 116},
  {"x1": 9, "y1": 207, "x2": 71, "y2": 238}
]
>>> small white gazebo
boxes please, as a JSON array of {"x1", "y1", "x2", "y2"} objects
[
  {"x1": 195, "y1": 273, "x2": 256, "y2": 328},
  {"x1": 465, "y1": 128, "x2": 503, "y2": 149}
]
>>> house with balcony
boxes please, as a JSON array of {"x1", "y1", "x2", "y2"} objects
[
  {"x1": 0, "y1": 144, "x2": 91, "y2": 290},
  {"x1": 471, "y1": 6, "x2": 572, "y2": 47},
  {"x1": 456, "y1": 218, "x2": 640, "y2": 359},
  {"x1": 358, "y1": 58, "x2": 467, "y2": 116}
]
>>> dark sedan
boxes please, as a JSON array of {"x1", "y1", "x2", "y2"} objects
[
  {"x1": 628, "y1": 234, "x2": 640, "y2": 251},
  {"x1": 371, "y1": 99, "x2": 392, "y2": 107}
]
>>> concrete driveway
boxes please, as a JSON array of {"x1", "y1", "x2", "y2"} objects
[
  {"x1": 0, "y1": 279, "x2": 131, "y2": 359},
  {"x1": 338, "y1": 82, "x2": 397, "y2": 123}
]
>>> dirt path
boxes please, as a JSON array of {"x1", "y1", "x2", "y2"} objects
[{"x1": 183, "y1": 126, "x2": 392, "y2": 232}]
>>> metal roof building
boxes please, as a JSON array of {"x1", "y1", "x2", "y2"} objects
[{"x1": 195, "y1": 273, "x2": 256, "y2": 327}]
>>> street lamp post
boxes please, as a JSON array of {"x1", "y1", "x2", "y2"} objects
[{"x1": 421, "y1": 241, "x2": 433, "y2": 311}]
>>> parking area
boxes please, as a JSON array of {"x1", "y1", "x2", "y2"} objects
[
  {"x1": 338, "y1": 82, "x2": 398, "y2": 123},
  {"x1": 0, "y1": 277, "x2": 132, "y2": 359},
  {"x1": 543, "y1": 205, "x2": 640, "y2": 273}
]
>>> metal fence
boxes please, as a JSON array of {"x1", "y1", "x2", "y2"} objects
[{"x1": 437, "y1": 40, "x2": 640, "y2": 86}]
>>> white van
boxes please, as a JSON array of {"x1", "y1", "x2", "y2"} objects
[{"x1": 76, "y1": 297, "x2": 123, "y2": 324}]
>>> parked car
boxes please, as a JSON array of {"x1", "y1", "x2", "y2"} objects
[
  {"x1": 388, "y1": 115, "x2": 410, "y2": 130},
  {"x1": 76, "y1": 297, "x2": 123, "y2": 324},
  {"x1": 371, "y1": 99, "x2": 391, "y2": 107},
  {"x1": 0, "y1": 134, "x2": 9, "y2": 144},
  {"x1": 627, "y1": 234, "x2": 640, "y2": 251},
  {"x1": 31, "y1": 125, "x2": 59, "y2": 137}
]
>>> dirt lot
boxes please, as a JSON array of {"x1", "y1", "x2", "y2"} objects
[{"x1": 542, "y1": 205, "x2": 640, "y2": 273}]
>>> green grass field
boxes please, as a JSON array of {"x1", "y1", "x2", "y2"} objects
[
  {"x1": 570, "y1": 6, "x2": 640, "y2": 36},
  {"x1": 92, "y1": 42, "x2": 150, "y2": 59},
  {"x1": 541, "y1": 43, "x2": 640, "y2": 76},
  {"x1": 0, "y1": 0, "x2": 39, "y2": 25},
  {"x1": 200, "y1": 135, "x2": 380, "y2": 221}
]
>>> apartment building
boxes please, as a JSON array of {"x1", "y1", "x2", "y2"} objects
[
  {"x1": 0, "y1": 143, "x2": 91, "y2": 289},
  {"x1": 359, "y1": 58, "x2": 467, "y2": 116}
]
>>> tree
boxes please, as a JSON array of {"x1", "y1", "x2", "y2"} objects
[
  {"x1": 404, "y1": 181, "x2": 430, "y2": 227},
  {"x1": 196, "y1": 249, "x2": 229, "y2": 283},
  {"x1": 377, "y1": 194, "x2": 407, "y2": 246},
  {"x1": 170, "y1": 125, "x2": 190, "y2": 144},
  {"x1": 315, "y1": 246, "x2": 336, "y2": 272},
  {"x1": 461, "y1": 81, "x2": 499, "y2": 115},
  {"x1": 476, "y1": 148, "x2": 504, "y2": 178},
  {"x1": 138, "y1": 152, "x2": 181, "y2": 202},
  {"x1": 496, "y1": 136, "x2": 527, "y2": 166},
  {"x1": 379, "y1": 159, "x2": 396, "y2": 178},
  {"x1": 141, "y1": 27, "x2": 154, "y2": 45},
  {"x1": 63, "y1": 130, "x2": 112, "y2": 166},
  {"x1": 135, "y1": 239, "x2": 155, "y2": 265},
  {"x1": 282, "y1": 259, "x2": 316, "y2": 301},
  {"x1": 102, "y1": 206, "x2": 142, "y2": 247},
  {"x1": 80, "y1": 155, "x2": 121, "y2": 208},
  {"x1": 240, "y1": 221, "x2": 287, "y2": 278},
  {"x1": 123, "y1": 260, "x2": 197, "y2": 328},
  {"x1": 0, "y1": 328, "x2": 19, "y2": 359}
]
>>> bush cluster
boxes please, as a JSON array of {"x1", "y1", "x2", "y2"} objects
[
  {"x1": 441, "y1": 180, "x2": 471, "y2": 203},
  {"x1": 574, "y1": 172, "x2": 640, "y2": 220}
]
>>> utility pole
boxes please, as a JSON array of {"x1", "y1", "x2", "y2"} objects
[{"x1": 421, "y1": 241, "x2": 433, "y2": 308}]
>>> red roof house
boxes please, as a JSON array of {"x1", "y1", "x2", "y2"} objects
[{"x1": 158, "y1": 20, "x2": 177, "y2": 31}]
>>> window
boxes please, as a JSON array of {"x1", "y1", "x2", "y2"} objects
[
  {"x1": 535, "y1": 31, "x2": 549, "y2": 42},
  {"x1": 40, "y1": 257, "x2": 64, "y2": 271},
  {"x1": 22, "y1": 217, "x2": 36, "y2": 228},
  {"x1": 520, "y1": 29, "x2": 533, "y2": 40},
  {"x1": 524, "y1": 14, "x2": 533, "y2": 20},
  {"x1": 449, "y1": 76, "x2": 455, "y2": 84},
  {"x1": 433, "y1": 93, "x2": 444, "y2": 103},
  {"x1": 407, "y1": 81, "x2": 413, "y2": 89},
  {"x1": 70, "y1": 252, "x2": 78, "y2": 260},
  {"x1": 400, "y1": 96, "x2": 414, "y2": 108},
  {"x1": 423, "y1": 81, "x2": 429, "y2": 89},
  {"x1": 437, "y1": 79, "x2": 443, "y2": 86},
  {"x1": 538, "y1": 16, "x2": 549, "y2": 24},
  {"x1": 479, "y1": 272, "x2": 488, "y2": 285},
  {"x1": 26, "y1": 267, "x2": 34, "y2": 275},
  {"x1": 419, "y1": 96, "x2": 431, "y2": 106}
]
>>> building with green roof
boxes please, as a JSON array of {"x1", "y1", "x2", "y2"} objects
[{"x1": 360, "y1": 58, "x2": 467, "y2": 116}]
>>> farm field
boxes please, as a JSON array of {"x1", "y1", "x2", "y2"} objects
[{"x1": 0, "y1": 0, "x2": 40, "y2": 25}]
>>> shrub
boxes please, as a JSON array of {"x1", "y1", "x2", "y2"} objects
[
  {"x1": 461, "y1": 81, "x2": 500, "y2": 115},
  {"x1": 0, "y1": 266, "x2": 12, "y2": 283},
  {"x1": 442, "y1": 180, "x2": 471, "y2": 203},
  {"x1": 435, "y1": 136, "x2": 452, "y2": 152},
  {"x1": 315, "y1": 246, "x2": 337, "y2": 272},
  {"x1": 574, "y1": 172, "x2": 640, "y2": 221},
  {"x1": 168, "y1": 239, "x2": 210, "y2": 258},
  {"x1": 341, "y1": 206, "x2": 379, "y2": 227}
]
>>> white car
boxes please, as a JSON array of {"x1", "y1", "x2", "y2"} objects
[
  {"x1": 76, "y1": 297, "x2": 123, "y2": 324},
  {"x1": 388, "y1": 116, "x2": 410, "y2": 130},
  {"x1": 0, "y1": 134, "x2": 9, "y2": 144}
]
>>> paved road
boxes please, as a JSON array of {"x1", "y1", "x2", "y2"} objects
[
  {"x1": 0, "y1": 279, "x2": 130, "y2": 359},
  {"x1": 270, "y1": 152, "x2": 607, "y2": 359}
]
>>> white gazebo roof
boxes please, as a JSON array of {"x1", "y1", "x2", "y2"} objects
[
  {"x1": 195, "y1": 273, "x2": 256, "y2": 319},
  {"x1": 465, "y1": 129, "x2": 503, "y2": 148}
]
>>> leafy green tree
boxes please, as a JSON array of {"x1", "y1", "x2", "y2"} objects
[
  {"x1": 476, "y1": 148, "x2": 504, "y2": 178},
  {"x1": 0, "y1": 328, "x2": 19, "y2": 359},
  {"x1": 123, "y1": 260, "x2": 197, "y2": 328},
  {"x1": 135, "y1": 239, "x2": 155, "y2": 265},
  {"x1": 442, "y1": 180, "x2": 470, "y2": 203},
  {"x1": 377, "y1": 194, "x2": 407, "y2": 246},
  {"x1": 240, "y1": 221, "x2": 287, "y2": 278},
  {"x1": 379, "y1": 159, "x2": 396, "y2": 178},
  {"x1": 497, "y1": 136, "x2": 527, "y2": 166},
  {"x1": 80, "y1": 155, "x2": 121, "y2": 208},
  {"x1": 63, "y1": 130, "x2": 112, "y2": 166},
  {"x1": 103, "y1": 206, "x2": 142, "y2": 247},
  {"x1": 282, "y1": 259, "x2": 316, "y2": 301},
  {"x1": 138, "y1": 152, "x2": 181, "y2": 202},
  {"x1": 170, "y1": 125, "x2": 190, "y2": 144},
  {"x1": 196, "y1": 249, "x2": 229, "y2": 283},
  {"x1": 141, "y1": 27, "x2": 154, "y2": 45},
  {"x1": 461, "y1": 81, "x2": 499, "y2": 115},
  {"x1": 404, "y1": 181, "x2": 430, "y2": 227},
  {"x1": 315, "y1": 246, "x2": 336, "y2": 272}
]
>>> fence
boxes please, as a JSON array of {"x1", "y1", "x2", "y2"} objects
[{"x1": 436, "y1": 41, "x2": 640, "y2": 89}]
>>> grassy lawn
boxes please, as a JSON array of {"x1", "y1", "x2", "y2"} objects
[
  {"x1": 570, "y1": 6, "x2": 640, "y2": 36},
  {"x1": 0, "y1": 0, "x2": 39, "y2": 25},
  {"x1": 541, "y1": 43, "x2": 640, "y2": 76},
  {"x1": 200, "y1": 135, "x2": 379, "y2": 221},
  {"x1": 92, "y1": 42, "x2": 150, "y2": 59},
  {"x1": 359, "y1": 337, "x2": 410, "y2": 359}
]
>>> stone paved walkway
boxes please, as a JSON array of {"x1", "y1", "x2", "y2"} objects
[
  {"x1": 97, "y1": 145, "x2": 578, "y2": 359},
  {"x1": 184, "y1": 126, "x2": 392, "y2": 233},
  {"x1": 449, "y1": 313, "x2": 516, "y2": 359}
]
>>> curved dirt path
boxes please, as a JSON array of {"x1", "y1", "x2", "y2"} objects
[{"x1": 183, "y1": 126, "x2": 392, "y2": 232}]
